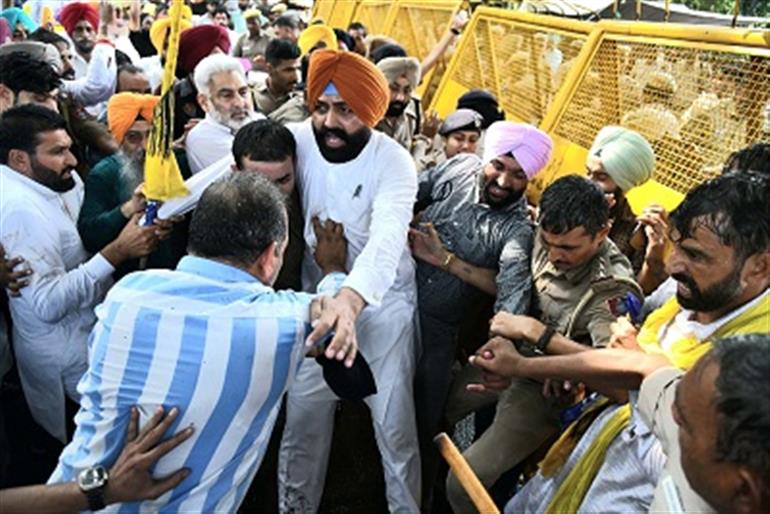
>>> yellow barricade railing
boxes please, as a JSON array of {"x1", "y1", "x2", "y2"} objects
[
  {"x1": 384, "y1": 0, "x2": 464, "y2": 108},
  {"x1": 428, "y1": 8, "x2": 594, "y2": 125},
  {"x1": 538, "y1": 20, "x2": 770, "y2": 211},
  {"x1": 311, "y1": 0, "x2": 338, "y2": 23},
  {"x1": 353, "y1": 0, "x2": 397, "y2": 36}
]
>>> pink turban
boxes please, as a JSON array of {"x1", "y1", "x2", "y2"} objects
[{"x1": 482, "y1": 121, "x2": 553, "y2": 179}]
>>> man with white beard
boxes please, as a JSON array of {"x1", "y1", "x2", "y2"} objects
[
  {"x1": 185, "y1": 54, "x2": 265, "y2": 174},
  {"x1": 79, "y1": 93, "x2": 187, "y2": 279}
]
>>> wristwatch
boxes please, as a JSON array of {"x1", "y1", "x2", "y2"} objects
[
  {"x1": 532, "y1": 325, "x2": 556, "y2": 354},
  {"x1": 78, "y1": 465, "x2": 109, "y2": 511}
]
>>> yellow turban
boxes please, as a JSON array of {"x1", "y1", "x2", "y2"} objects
[
  {"x1": 307, "y1": 49, "x2": 389, "y2": 128},
  {"x1": 298, "y1": 24, "x2": 337, "y2": 55},
  {"x1": 107, "y1": 93, "x2": 159, "y2": 144},
  {"x1": 149, "y1": 8, "x2": 193, "y2": 55}
]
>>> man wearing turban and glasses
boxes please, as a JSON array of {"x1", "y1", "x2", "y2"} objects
[{"x1": 277, "y1": 49, "x2": 422, "y2": 513}]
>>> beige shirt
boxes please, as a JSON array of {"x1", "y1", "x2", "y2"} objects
[
  {"x1": 254, "y1": 81, "x2": 295, "y2": 116},
  {"x1": 531, "y1": 235, "x2": 640, "y2": 346},
  {"x1": 268, "y1": 94, "x2": 309, "y2": 125},
  {"x1": 376, "y1": 99, "x2": 419, "y2": 151},
  {"x1": 639, "y1": 367, "x2": 715, "y2": 513}
]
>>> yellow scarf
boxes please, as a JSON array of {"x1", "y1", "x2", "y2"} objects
[{"x1": 544, "y1": 292, "x2": 769, "y2": 513}]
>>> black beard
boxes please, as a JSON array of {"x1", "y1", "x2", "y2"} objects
[
  {"x1": 672, "y1": 267, "x2": 743, "y2": 312},
  {"x1": 481, "y1": 177, "x2": 524, "y2": 209},
  {"x1": 74, "y1": 40, "x2": 95, "y2": 56},
  {"x1": 61, "y1": 69, "x2": 76, "y2": 81},
  {"x1": 31, "y1": 158, "x2": 76, "y2": 193},
  {"x1": 313, "y1": 125, "x2": 371, "y2": 164},
  {"x1": 386, "y1": 101, "x2": 407, "y2": 118}
]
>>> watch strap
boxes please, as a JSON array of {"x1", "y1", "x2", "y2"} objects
[
  {"x1": 533, "y1": 325, "x2": 556, "y2": 354},
  {"x1": 85, "y1": 488, "x2": 107, "y2": 512}
]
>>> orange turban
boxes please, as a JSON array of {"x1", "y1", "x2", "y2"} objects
[
  {"x1": 59, "y1": 2, "x2": 98, "y2": 35},
  {"x1": 306, "y1": 49, "x2": 389, "y2": 128},
  {"x1": 107, "y1": 93, "x2": 159, "y2": 144}
]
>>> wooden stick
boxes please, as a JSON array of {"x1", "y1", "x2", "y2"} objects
[{"x1": 433, "y1": 433, "x2": 500, "y2": 514}]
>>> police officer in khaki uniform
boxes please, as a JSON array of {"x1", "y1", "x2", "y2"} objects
[
  {"x1": 375, "y1": 55, "x2": 422, "y2": 151},
  {"x1": 444, "y1": 176, "x2": 643, "y2": 513},
  {"x1": 253, "y1": 38, "x2": 302, "y2": 116}
]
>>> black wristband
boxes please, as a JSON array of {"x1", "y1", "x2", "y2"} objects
[
  {"x1": 533, "y1": 325, "x2": 556, "y2": 354},
  {"x1": 450, "y1": 27, "x2": 462, "y2": 36}
]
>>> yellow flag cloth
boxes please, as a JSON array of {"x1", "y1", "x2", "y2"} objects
[{"x1": 143, "y1": 0, "x2": 188, "y2": 202}]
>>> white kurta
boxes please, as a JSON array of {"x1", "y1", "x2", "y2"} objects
[
  {"x1": 62, "y1": 42, "x2": 117, "y2": 108},
  {"x1": 0, "y1": 166, "x2": 114, "y2": 442},
  {"x1": 279, "y1": 121, "x2": 421, "y2": 512},
  {"x1": 185, "y1": 116, "x2": 236, "y2": 175}
]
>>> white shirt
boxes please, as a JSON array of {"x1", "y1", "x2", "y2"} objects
[
  {"x1": 186, "y1": 114, "x2": 264, "y2": 174},
  {"x1": 0, "y1": 166, "x2": 114, "y2": 442},
  {"x1": 66, "y1": 42, "x2": 118, "y2": 119},
  {"x1": 288, "y1": 121, "x2": 417, "y2": 308}
]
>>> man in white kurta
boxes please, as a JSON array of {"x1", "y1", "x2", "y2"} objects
[
  {"x1": 278, "y1": 49, "x2": 421, "y2": 512},
  {"x1": 0, "y1": 105, "x2": 162, "y2": 442},
  {"x1": 185, "y1": 54, "x2": 265, "y2": 174}
]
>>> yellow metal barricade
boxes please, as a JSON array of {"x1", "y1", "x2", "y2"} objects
[
  {"x1": 312, "y1": 0, "x2": 336, "y2": 23},
  {"x1": 384, "y1": 0, "x2": 464, "y2": 108},
  {"x1": 538, "y1": 21, "x2": 770, "y2": 211},
  {"x1": 428, "y1": 8, "x2": 594, "y2": 126},
  {"x1": 352, "y1": 0, "x2": 396, "y2": 36},
  {"x1": 326, "y1": 0, "x2": 360, "y2": 29}
]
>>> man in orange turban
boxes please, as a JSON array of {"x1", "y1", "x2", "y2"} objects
[
  {"x1": 58, "y1": 2, "x2": 99, "y2": 73},
  {"x1": 79, "y1": 92, "x2": 185, "y2": 278},
  {"x1": 305, "y1": 49, "x2": 389, "y2": 130},
  {"x1": 279, "y1": 50, "x2": 422, "y2": 514}
]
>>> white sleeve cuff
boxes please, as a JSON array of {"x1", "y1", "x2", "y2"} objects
[{"x1": 87, "y1": 253, "x2": 116, "y2": 281}]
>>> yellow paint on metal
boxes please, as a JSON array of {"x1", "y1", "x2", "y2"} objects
[
  {"x1": 428, "y1": 7, "x2": 594, "y2": 126},
  {"x1": 326, "y1": 0, "x2": 360, "y2": 29},
  {"x1": 543, "y1": 20, "x2": 770, "y2": 210},
  {"x1": 384, "y1": 0, "x2": 463, "y2": 107},
  {"x1": 352, "y1": 0, "x2": 396, "y2": 36}
]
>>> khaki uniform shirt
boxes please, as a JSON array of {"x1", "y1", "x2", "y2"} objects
[
  {"x1": 639, "y1": 367, "x2": 715, "y2": 513},
  {"x1": 268, "y1": 94, "x2": 309, "y2": 125},
  {"x1": 376, "y1": 99, "x2": 419, "y2": 151},
  {"x1": 531, "y1": 233, "x2": 641, "y2": 346},
  {"x1": 254, "y1": 81, "x2": 295, "y2": 116},
  {"x1": 233, "y1": 33, "x2": 271, "y2": 60}
]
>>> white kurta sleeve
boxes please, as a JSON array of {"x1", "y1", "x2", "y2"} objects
[
  {"x1": 61, "y1": 43, "x2": 117, "y2": 107},
  {"x1": 1, "y1": 209, "x2": 114, "y2": 324},
  {"x1": 342, "y1": 146, "x2": 417, "y2": 307}
]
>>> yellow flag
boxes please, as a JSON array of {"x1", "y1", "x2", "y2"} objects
[{"x1": 143, "y1": 0, "x2": 188, "y2": 201}]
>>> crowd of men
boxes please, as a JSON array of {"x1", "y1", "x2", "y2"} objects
[{"x1": 0, "y1": 1, "x2": 768, "y2": 513}]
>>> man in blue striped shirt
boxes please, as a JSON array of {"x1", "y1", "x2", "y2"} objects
[{"x1": 48, "y1": 173, "x2": 359, "y2": 512}]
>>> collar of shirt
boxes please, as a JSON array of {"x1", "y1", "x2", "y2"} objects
[
  {"x1": 177, "y1": 255, "x2": 266, "y2": 286},
  {"x1": 533, "y1": 233, "x2": 612, "y2": 285},
  {"x1": 202, "y1": 113, "x2": 238, "y2": 136},
  {"x1": 0, "y1": 164, "x2": 76, "y2": 202},
  {"x1": 674, "y1": 287, "x2": 769, "y2": 341}
]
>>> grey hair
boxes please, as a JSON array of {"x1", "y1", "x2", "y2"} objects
[
  {"x1": 711, "y1": 334, "x2": 770, "y2": 482},
  {"x1": 193, "y1": 54, "x2": 246, "y2": 97},
  {"x1": 187, "y1": 172, "x2": 287, "y2": 268}
]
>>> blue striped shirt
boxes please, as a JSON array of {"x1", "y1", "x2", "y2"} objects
[{"x1": 49, "y1": 256, "x2": 344, "y2": 513}]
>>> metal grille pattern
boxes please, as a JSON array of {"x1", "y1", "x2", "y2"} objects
[
  {"x1": 388, "y1": 1, "x2": 460, "y2": 61},
  {"x1": 327, "y1": 0, "x2": 359, "y2": 29},
  {"x1": 447, "y1": 13, "x2": 591, "y2": 125},
  {"x1": 554, "y1": 36, "x2": 770, "y2": 193},
  {"x1": 353, "y1": 0, "x2": 394, "y2": 35},
  {"x1": 313, "y1": 0, "x2": 337, "y2": 23}
]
